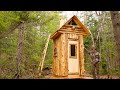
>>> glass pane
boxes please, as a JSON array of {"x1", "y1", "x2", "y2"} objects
[{"x1": 71, "y1": 45, "x2": 75, "y2": 56}]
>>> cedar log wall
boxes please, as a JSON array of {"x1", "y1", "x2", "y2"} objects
[
  {"x1": 52, "y1": 36, "x2": 60, "y2": 76},
  {"x1": 79, "y1": 35, "x2": 85, "y2": 76},
  {"x1": 52, "y1": 32, "x2": 85, "y2": 77}
]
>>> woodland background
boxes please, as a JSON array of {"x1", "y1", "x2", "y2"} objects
[{"x1": 0, "y1": 11, "x2": 120, "y2": 79}]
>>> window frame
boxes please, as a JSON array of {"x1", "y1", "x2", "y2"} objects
[{"x1": 69, "y1": 44, "x2": 77, "y2": 59}]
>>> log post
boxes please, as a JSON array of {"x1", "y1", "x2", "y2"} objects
[{"x1": 79, "y1": 35, "x2": 85, "y2": 76}]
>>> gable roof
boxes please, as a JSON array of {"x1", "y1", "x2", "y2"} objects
[{"x1": 51, "y1": 15, "x2": 91, "y2": 39}]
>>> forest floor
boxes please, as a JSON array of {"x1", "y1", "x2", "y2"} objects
[
  {"x1": 99, "y1": 75, "x2": 120, "y2": 79},
  {"x1": 41, "y1": 67, "x2": 93, "y2": 79},
  {"x1": 41, "y1": 67, "x2": 120, "y2": 79},
  {"x1": 44, "y1": 74, "x2": 120, "y2": 79}
]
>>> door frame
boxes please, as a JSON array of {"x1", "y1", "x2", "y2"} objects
[{"x1": 68, "y1": 39, "x2": 79, "y2": 75}]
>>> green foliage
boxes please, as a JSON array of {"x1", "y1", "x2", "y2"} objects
[
  {"x1": 0, "y1": 11, "x2": 61, "y2": 78},
  {"x1": 84, "y1": 12, "x2": 98, "y2": 49},
  {"x1": 100, "y1": 60, "x2": 107, "y2": 74},
  {"x1": 1, "y1": 11, "x2": 119, "y2": 78},
  {"x1": 0, "y1": 11, "x2": 19, "y2": 32},
  {"x1": 83, "y1": 11, "x2": 118, "y2": 76}
]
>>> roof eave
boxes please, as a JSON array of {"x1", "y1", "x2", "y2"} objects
[{"x1": 50, "y1": 30, "x2": 62, "y2": 39}]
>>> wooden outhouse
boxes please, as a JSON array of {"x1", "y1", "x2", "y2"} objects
[{"x1": 50, "y1": 15, "x2": 90, "y2": 77}]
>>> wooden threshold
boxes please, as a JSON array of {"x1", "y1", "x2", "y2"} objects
[{"x1": 47, "y1": 75, "x2": 93, "y2": 79}]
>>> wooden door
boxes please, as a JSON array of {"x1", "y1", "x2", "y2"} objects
[{"x1": 68, "y1": 40, "x2": 79, "y2": 74}]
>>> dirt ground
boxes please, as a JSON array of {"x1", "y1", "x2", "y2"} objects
[
  {"x1": 41, "y1": 67, "x2": 120, "y2": 79},
  {"x1": 44, "y1": 74, "x2": 120, "y2": 79},
  {"x1": 100, "y1": 75, "x2": 120, "y2": 79}
]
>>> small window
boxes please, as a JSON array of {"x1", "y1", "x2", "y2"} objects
[
  {"x1": 68, "y1": 20, "x2": 77, "y2": 25},
  {"x1": 71, "y1": 45, "x2": 75, "y2": 56},
  {"x1": 70, "y1": 44, "x2": 77, "y2": 58}
]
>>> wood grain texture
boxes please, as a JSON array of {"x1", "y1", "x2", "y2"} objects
[{"x1": 79, "y1": 35, "x2": 85, "y2": 76}]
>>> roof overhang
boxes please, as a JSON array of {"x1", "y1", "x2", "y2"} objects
[
  {"x1": 51, "y1": 15, "x2": 91, "y2": 40},
  {"x1": 50, "y1": 30, "x2": 62, "y2": 39}
]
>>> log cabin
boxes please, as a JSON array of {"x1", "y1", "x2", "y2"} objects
[{"x1": 50, "y1": 15, "x2": 90, "y2": 77}]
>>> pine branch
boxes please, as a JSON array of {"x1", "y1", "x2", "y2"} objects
[{"x1": 0, "y1": 21, "x2": 23, "y2": 39}]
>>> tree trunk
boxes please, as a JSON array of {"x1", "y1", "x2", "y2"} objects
[
  {"x1": 110, "y1": 11, "x2": 120, "y2": 77},
  {"x1": 14, "y1": 23, "x2": 25, "y2": 79}
]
